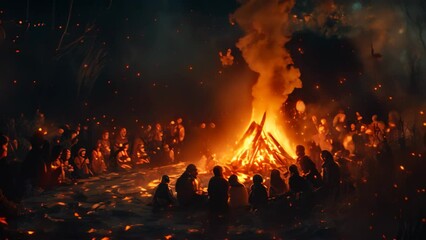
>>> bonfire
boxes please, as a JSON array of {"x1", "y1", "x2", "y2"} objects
[{"x1": 225, "y1": 112, "x2": 294, "y2": 178}]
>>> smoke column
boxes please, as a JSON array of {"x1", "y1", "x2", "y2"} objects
[{"x1": 233, "y1": 0, "x2": 302, "y2": 123}]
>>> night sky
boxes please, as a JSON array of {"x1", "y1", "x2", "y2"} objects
[{"x1": 0, "y1": 0, "x2": 425, "y2": 129}]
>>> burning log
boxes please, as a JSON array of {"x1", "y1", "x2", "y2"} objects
[{"x1": 228, "y1": 113, "x2": 293, "y2": 174}]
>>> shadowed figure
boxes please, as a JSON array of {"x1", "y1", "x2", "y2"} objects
[
  {"x1": 228, "y1": 174, "x2": 249, "y2": 209},
  {"x1": 296, "y1": 145, "x2": 323, "y2": 189},
  {"x1": 153, "y1": 175, "x2": 175, "y2": 209},
  {"x1": 249, "y1": 174, "x2": 268, "y2": 210},
  {"x1": 269, "y1": 169, "x2": 287, "y2": 198},
  {"x1": 175, "y1": 164, "x2": 206, "y2": 207},
  {"x1": 208, "y1": 166, "x2": 229, "y2": 213}
]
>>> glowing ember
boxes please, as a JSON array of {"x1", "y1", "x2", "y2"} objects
[{"x1": 0, "y1": 217, "x2": 8, "y2": 225}]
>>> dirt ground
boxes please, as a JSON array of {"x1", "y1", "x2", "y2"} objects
[{"x1": 2, "y1": 161, "x2": 424, "y2": 240}]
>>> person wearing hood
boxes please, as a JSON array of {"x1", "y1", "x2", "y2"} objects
[{"x1": 73, "y1": 148, "x2": 92, "y2": 178}]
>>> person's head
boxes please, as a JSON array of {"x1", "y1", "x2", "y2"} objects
[
  {"x1": 228, "y1": 174, "x2": 239, "y2": 186},
  {"x1": 0, "y1": 135, "x2": 9, "y2": 159},
  {"x1": 350, "y1": 123, "x2": 356, "y2": 131},
  {"x1": 161, "y1": 175, "x2": 170, "y2": 184},
  {"x1": 78, "y1": 148, "x2": 87, "y2": 158},
  {"x1": 119, "y1": 128, "x2": 127, "y2": 138},
  {"x1": 320, "y1": 150, "x2": 334, "y2": 164},
  {"x1": 186, "y1": 164, "x2": 198, "y2": 177},
  {"x1": 289, "y1": 164, "x2": 299, "y2": 176},
  {"x1": 61, "y1": 148, "x2": 71, "y2": 160},
  {"x1": 372, "y1": 114, "x2": 378, "y2": 122},
  {"x1": 96, "y1": 141, "x2": 102, "y2": 149},
  {"x1": 270, "y1": 169, "x2": 281, "y2": 181},
  {"x1": 212, "y1": 165, "x2": 223, "y2": 177},
  {"x1": 296, "y1": 145, "x2": 305, "y2": 157},
  {"x1": 252, "y1": 174, "x2": 263, "y2": 185},
  {"x1": 155, "y1": 123, "x2": 161, "y2": 130},
  {"x1": 102, "y1": 131, "x2": 109, "y2": 140},
  {"x1": 163, "y1": 144, "x2": 170, "y2": 151}
]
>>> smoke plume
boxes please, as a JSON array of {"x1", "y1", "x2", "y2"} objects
[{"x1": 233, "y1": 0, "x2": 302, "y2": 123}]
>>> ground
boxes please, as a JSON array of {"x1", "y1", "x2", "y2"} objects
[{"x1": 2, "y1": 161, "x2": 422, "y2": 240}]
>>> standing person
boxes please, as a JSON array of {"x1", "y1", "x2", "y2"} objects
[
  {"x1": 175, "y1": 118, "x2": 185, "y2": 161},
  {"x1": 296, "y1": 145, "x2": 323, "y2": 189},
  {"x1": 21, "y1": 131, "x2": 49, "y2": 193},
  {"x1": 153, "y1": 175, "x2": 175, "y2": 209},
  {"x1": 320, "y1": 150, "x2": 341, "y2": 200},
  {"x1": 207, "y1": 166, "x2": 229, "y2": 213},
  {"x1": 175, "y1": 164, "x2": 205, "y2": 207},
  {"x1": 249, "y1": 174, "x2": 268, "y2": 210},
  {"x1": 228, "y1": 174, "x2": 249, "y2": 209},
  {"x1": 91, "y1": 142, "x2": 107, "y2": 175},
  {"x1": 269, "y1": 169, "x2": 286, "y2": 198},
  {"x1": 152, "y1": 123, "x2": 164, "y2": 151}
]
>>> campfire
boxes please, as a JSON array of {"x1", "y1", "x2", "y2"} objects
[{"x1": 226, "y1": 112, "x2": 294, "y2": 176}]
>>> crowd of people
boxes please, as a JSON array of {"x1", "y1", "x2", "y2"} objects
[
  {"x1": 150, "y1": 108, "x2": 426, "y2": 219},
  {"x1": 152, "y1": 145, "x2": 344, "y2": 215},
  {"x1": 0, "y1": 112, "x2": 186, "y2": 219},
  {"x1": 1, "y1": 107, "x2": 425, "y2": 228}
]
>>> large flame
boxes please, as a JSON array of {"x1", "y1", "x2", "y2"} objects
[{"x1": 233, "y1": 0, "x2": 302, "y2": 159}]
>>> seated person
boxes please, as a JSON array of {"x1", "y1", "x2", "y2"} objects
[
  {"x1": 153, "y1": 175, "x2": 175, "y2": 208},
  {"x1": 207, "y1": 166, "x2": 229, "y2": 213},
  {"x1": 73, "y1": 148, "x2": 92, "y2": 178},
  {"x1": 288, "y1": 164, "x2": 312, "y2": 195},
  {"x1": 175, "y1": 164, "x2": 206, "y2": 207},
  {"x1": 228, "y1": 174, "x2": 249, "y2": 209},
  {"x1": 249, "y1": 174, "x2": 268, "y2": 210},
  {"x1": 116, "y1": 143, "x2": 132, "y2": 170},
  {"x1": 269, "y1": 169, "x2": 287, "y2": 198}
]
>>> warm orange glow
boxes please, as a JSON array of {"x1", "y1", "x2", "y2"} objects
[
  {"x1": 226, "y1": 113, "x2": 295, "y2": 174},
  {"x1": 0, "y1": 217, "x2": 8, "y2": 225},
  {"x1": 125, "y1": 225, "x2": 131, "y2": 231},
  {"x1": 27, "y1": 231, "x2": 35, "y2": 235}
]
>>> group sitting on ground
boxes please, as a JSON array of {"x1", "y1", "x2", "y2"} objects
[
  {"x1": 152, "y1": 144, "x2": 345, "y2": 214},
  {"x1": 0, "y1": 113, "x2": 187, "y2": 220}
]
